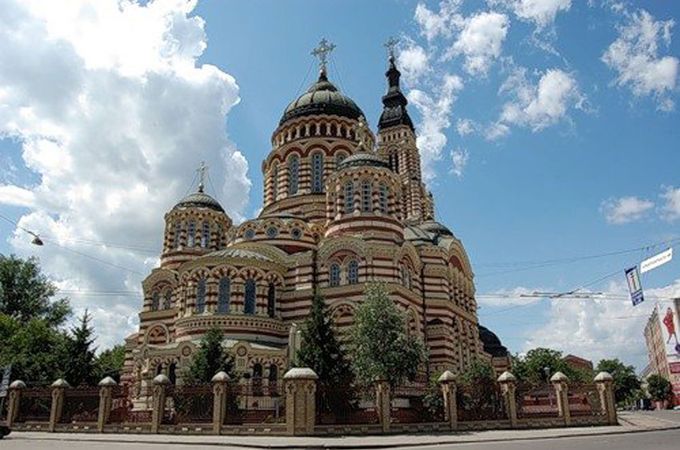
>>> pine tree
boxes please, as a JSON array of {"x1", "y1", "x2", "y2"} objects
[
  {"x1": 349, "y1": 283, "x2": 426, "y2": 387},
  {"x1": 184, "y1": 327, "x2": 236, "y2": 384},
  {"x1": 64, "y1": 310, "x2": 97, "y2": 386}
]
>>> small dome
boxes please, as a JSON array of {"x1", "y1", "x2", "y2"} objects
[
  {"x1": 173, "y1": 188, "x2": 224, "y2": 213},
  {"x1": 338, "y1": 152, "x2": 389, "y2": 170},
  {"x1": 478, "y1": 325, "x2": 509, "y2": 358},
  {"x1": 419, "y1": 220, "x2": 454, "y2": 237},
  {"x1": 203, "y1": 248, "x2": 273, "y2": 262},
  {"x1": 280, "y1": 72, "x2": 364, "y2": 125}
]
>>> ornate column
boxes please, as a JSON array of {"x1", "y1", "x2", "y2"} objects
[
  {"x1": 49, "y1": 378, "x2": 69, "y2": 432},
  {"x1": 97, "y1": 376, "x2": 117, "y2": 432},
  {"x1": 6, "y1": 380, "x2": 25, "y2": 427},
  {"x1": 211, "y1": 371, "x2": 230, "y2": 435},
  {"x1": 595, "y1": 371, "x2": 617, "y2": 425},
  {"x1": 438, "y1": 371, "x2": 457, "y2": 430},
  {"x1": 497, "y1": 371, "x2": 518, "y2": 428},
  {"x1": 375, "y1": 378, "x2": 391, "y2": 433},
  {"x1": 283, "y1": 368, "x2": 318, "y2": 436},
  {"x1": 151, "y1": 374, "x2": 171, "y2": 433},
  {"x1": 550, "y1": 372, "x2": 571, "y2": 426}
]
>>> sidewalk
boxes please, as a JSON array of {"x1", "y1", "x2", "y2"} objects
[{"x1": 6, "y1": 412, "x2": 680, "y2": 449}]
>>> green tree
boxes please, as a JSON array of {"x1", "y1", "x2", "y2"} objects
[
  {"x1": 184, "y1": 328, "x2": 235, "y2": 384},
  {"x1": 63, "y1": 310, "x2": 98, "y2": 386},
  {"x1": 595, "y1": 359, "x2": 640, "y2": 404},
  {"x1": 0, "y1": 254, "x2": 70, "y2": 326},
  {"x1": 95, "y1": 345, "x2": 126, "y2": 382},
  {"x1": 458, "y1": 358, "x2": 503, "y2": 416},
  {"x1": 646, "y1": 374, "x2": 672, "y2": 402},
  {"x1": 512, "y1": 348, "x2": 586, "y2": 384},
  {"x1": 297, "y1": 293, "x2": 354, "y2": 411},
  {"x1": 348, "y1": 284, "x2": 426, "y2": 387}
]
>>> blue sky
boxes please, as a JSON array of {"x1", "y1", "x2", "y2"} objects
[{"x1": 1, "y1": 0, "x2": 679, "y2": 370}]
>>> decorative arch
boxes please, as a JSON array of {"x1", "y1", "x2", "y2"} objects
[{"x1": 145, "y1": 323, "x2": 170, "y2": 345}]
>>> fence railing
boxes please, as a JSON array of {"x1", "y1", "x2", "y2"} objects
[
  {"x1": 457, "y1": 382, "x2": 507, "y2": 422},
  {"x1": 515, "y1": 382, "x2": 560, "y2": 419},
  {"x1": 61, "y1": 386, "x2": 100, "y2": 424},
  {"x1": 17, "y1": 387, "x2": 52, "y2": 423},
  {"x1": 568, "y1": 383, "x2": 604, "y2": 417},
  {"x1": 315, "y1": 385, "x2": 377, "y2": 425}
]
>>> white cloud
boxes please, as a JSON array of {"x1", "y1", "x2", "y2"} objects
[
  {"x1": 0, "y1": 0, "x2": 251, "y2": 350},
  {"x1": 600, "y1": 196, "x2": 655, "y2": 224},
  {"x1": 491, "y1": 66, "x2": 585, "y2": 137},
  {"x1": 493, "y1": 0, "x2": 571, "y2": 29},
  {"x1": 602, "y1": 9, "x2": 679, "y2": 111},
  {"x1": 450, "y1": 148, "x2": 469, "y2": 177},
  {"x1": 478, "y1": 286, "x2": 547, "y2": 307},
  {"x1": 414, "y1": 0, "x2": 463, "y2": 41},
  {"x1": 447, "y1": 11, "x2": 510, "y2": 76},
  {"x1": 407, "y1": 74, "x2": 464, "y2": 182},
  {"x1": 660, "y1": 185, "x2": 680, "y2": 222},
  {"x1": 456, "y1": 118, "x2": 476, "y2": 136},
  {"x1": 525, "y1": 278, "x2": 680, "y2": 369},
  {"x1": 397, "y1": 44, "x2": 430, "y2": 85}
]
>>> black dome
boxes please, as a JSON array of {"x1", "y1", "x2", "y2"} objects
[
  {"x1": 478, "y1": 325, "x2": 509, "y2": 358},
  {"x1": 280, "y1": 72, "x2": 364, "y2": 125},
  {"x1": 173, "y1": 189, "x2": 224, "y2": 213}
]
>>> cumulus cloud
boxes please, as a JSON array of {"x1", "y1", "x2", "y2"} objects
[
  {"x1": 525, "y1": 278, "x2": 680, "y2": 368},
  {"x1": 446, "y1": 11, "x2": 510, "y2": 76},
  {"x1": 450, "y1": 148, "x2": 469, "y2": 178},
  {"x1": 407, "y1": 74, "x2": 464, "y2": 182},
  {"x1": 0, "y1": 0, "x2": 251, "y2": 350},
  {"x1": 414, "y1": 0, "x2": 463, "y2": 41},
  {"x1": 600, "y1": 196, "x2": 655, "y2": 224},
  {"x1": 491, "y1": 0, "x2": 571, "y2": 29},
  {"x1": 456, "y1": 118, "x2": 476, "y2": 136},
  {"x1": 397, "y1": 43, "x2": 430, "y2": 85},
  {"x1": 660, "y1": 185, "x2": 680, "y2": 222},
  {"x1": 490, "y1": 66, "x2": 586, "y2": 137},
  {"x1": 602, "y1": 9, "x2": 679, "y2": 111}
]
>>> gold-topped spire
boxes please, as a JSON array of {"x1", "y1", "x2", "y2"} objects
[{"x1": 311, "y1": 38, "x2": 336, "y2": 75}]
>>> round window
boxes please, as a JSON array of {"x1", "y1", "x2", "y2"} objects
[
  {"x1": 291, "y1": 228, "x2": 302, "y2": 240},
  {"x1": 266, "y1": 226, "x2": 278, "y2": 238},
  {"x1": 244, "y1": 229, "x2": 255, "y2": 240}
]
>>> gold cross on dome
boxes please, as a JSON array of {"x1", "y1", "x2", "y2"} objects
[
  {"x1": 311, "y1": 38, "x2": 336, "y2": 73},
  {"x1": 384, "y1": 36, "x2": 399, "y2": 59}
]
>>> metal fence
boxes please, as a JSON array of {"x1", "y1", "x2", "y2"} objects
[
  {"x1": 568, "y1": 383, "x2": 603, "y2": 416},
  {"x1": 315, "y1": 385, "x2": 378, "y2": 425},
  {"x1": 392, "y1": 382, "x2": 444, "y2": 424},
  {"x1": 168, "y1": 384, "x2": 214, "y2": 424},
  {"x1": 224, "y1": 382, "x2": 284, "y2": 424},
  {"x1": 16, "y1": 387, "x2": 52, "y2": 422},
  {"x1": 456, "y1": 382, "x2": 507, "y2": 422},
  {"x1": 61, "y1": 386, "x2": 100, "y2": 424},
  {"x1": 515, "y1": 382, "x2": 560, "y2": 419}
]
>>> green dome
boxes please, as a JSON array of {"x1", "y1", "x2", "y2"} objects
[{"x1": 280, "y1": 72, "x2": 364, "y2": 125}]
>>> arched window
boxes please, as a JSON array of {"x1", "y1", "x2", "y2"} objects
[
  {"x1": 187, "y1": 221, "x2": 196, "y2": 247},
  {"x1": 252, "y1": 363, "x2": 263, "y2": 395},
  {"x1": 267, "y1": 283, "x2": 276, "y2": 318},
  {"x1": 271, "y1": 164, "x2": 279, "y2": 201},
  {"x1": 163, "y1": 289, "x2": 172, "y2": 309},
  {"x1": 344, "y1": 182, "x2": 354, "y2": 214},
  {"x1": 347, "y1": 260, "x2": 359, "y2": 285},
  {"x1": 389, "y1": 152, "x2": 399, "y2": 172},
  {"x1": 244, "y1": 278, "x2": 256, "y2": 315},
  {"x1": 361, "y1": 180, "x2": 372, "y2": 213},
  {"x1": 288, "y1": 155, "x2": 300, "y2": 195},
  {"x1": 269, "y1": 364, "x2": 279, "y2": 394},
  {"x1": 217, "y1": 277, "x2": 230, "y2": 314},
  {"x1": 173, "y1": 221, "x2": 182, "y2": 249},
  {"x1": 379, "y1": 184, "x2": 389, "y2": 213},
  {"x1": 195, "y1": 278, "x2": 206, "y2": 313},
  {"x1": 311, "y1": 153, "x2": 324, "y2": 193},
  {"x1": 201, "y1": 221, "x2": 210, "y2": 248},
  {"x1": 151, "y1": 292, "x2": 160, "y2": 311},
  {"x1": 168, "y1": 362, "x2": 177, "y2": 385},
  {"x1": 329, "y1": 263, "x2": 341, "y2": 287},
  {"x1": 335, "y1": 152, "x2": 347, "y2": 167}
]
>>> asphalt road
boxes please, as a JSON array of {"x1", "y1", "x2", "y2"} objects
[{"x1": 1, "y1": 429, "x2": 679, "y2": 450}]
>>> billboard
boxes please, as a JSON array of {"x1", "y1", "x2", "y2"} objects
[{"x1": 657, "y1": 302, "x2": 680, "y2": 406}]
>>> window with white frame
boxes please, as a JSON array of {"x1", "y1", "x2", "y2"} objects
[
  {"x1": 361, "y1": 181, "x2": 371, "y2": 213},
  {"x1": 344, "y1": 182, "x2": 354, "y2": 214},
  {"x1": 347, "y1": 260, "x2": 359, "y2": 285},
  {"x1": 201, "y1": 221, "x2": 209, "y2": 248},
  {"x1": 329, "y1": 263, "x2": 341, "y2": 287},
  {"x1": 187, "y1": 221, "x2": 196, "y2": 247},
  {"x1": 379, "y1": 184, "x2": 388, "y2": 213}
]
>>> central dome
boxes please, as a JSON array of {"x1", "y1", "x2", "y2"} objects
[{"x1": 280, "y1": 71, "x2": 364, "y2": 125}]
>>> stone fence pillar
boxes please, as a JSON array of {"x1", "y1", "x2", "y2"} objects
[
  {"x1": 283, "y1": 368, "x2": 317, "y2": 436},
  {"x1": 151, "y1": 374, "x2": 171, "y2": 433},
  {"x1": 97, "y1": 376, "x2": 117, "y2": 432},
  {"x1": 595, "y1": 371, "x2": 617, "y2": 425},
  {"x1": 211, "y1": 371, "x2": 230, "y2": 435},
  {"x1": 49, "y1": 379, "x2": 69, "y2": 432},
  {"x1": 438, "y1": 371, "x2": 457, "y2": 430},
  {"x1": 550, "y1": 372, "x2": 570, "y2": 426},
  {"x1": 375, "y1": 378, "x2": 391, "y2": 433},
  {"x1": 6, "y1": 380, "x2": 25, "y2": 428},
  {"x1": 497, "y1": 371, "x2": 518, "y2": 428}
]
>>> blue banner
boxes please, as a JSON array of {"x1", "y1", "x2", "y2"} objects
[{"x1": 624, "y1": 266, "x2": 644, "y2": 306}]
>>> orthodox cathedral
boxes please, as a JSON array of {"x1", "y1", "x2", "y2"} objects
[{"x1": 121, "y1": 40, "x2": 509, "y2": 397}]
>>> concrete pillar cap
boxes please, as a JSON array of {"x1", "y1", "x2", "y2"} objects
[
  {"x1": 497, "y1": 371, "x2": 517, "y2": 383},
  {"x1": 438, "y1": 370, "x2": 456, "y2": 383},
  {"x1": 283, "y1": 367, "x2": 318, "y2": 380},
  {"x1": 98, "y1": 376, "x2": 118, "y2": 387},
  {"x1": 550, "y1": 371, "x2": 568, "y2": 383},
  {"x1": 153, "y1": 374, "x2": 171, "y2": 385},
  {"x1": 594, "y1": 371, "x2": 614, "y2": 382},
  {"x1": 9, "y1": 380, "x2": 26, "y2": 389},
  {"x1": 211, "y1": 371, "x2": 230, "y2": 382},
  {"x1": 51, "y1": 378, "x2": 70, "y2": 388}
]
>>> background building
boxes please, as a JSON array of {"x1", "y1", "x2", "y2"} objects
[{"x1": 644, "y1": 299, "x2": 680, "y2": 406}]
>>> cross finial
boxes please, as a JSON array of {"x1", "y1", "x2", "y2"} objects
[
  {"x1": 311, "y1": 38, "x2": 336, "y2": 74},
  {"x1": 197, "y1": 161, "x2": 207, "y2": 193},
  {"x1": 384, "y1": 36, "x2": 399, "y2": 59}
]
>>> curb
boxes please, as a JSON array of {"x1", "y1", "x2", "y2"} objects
[{"x1": 8, "y1": 425, "x2": 680, "y2": 449}]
